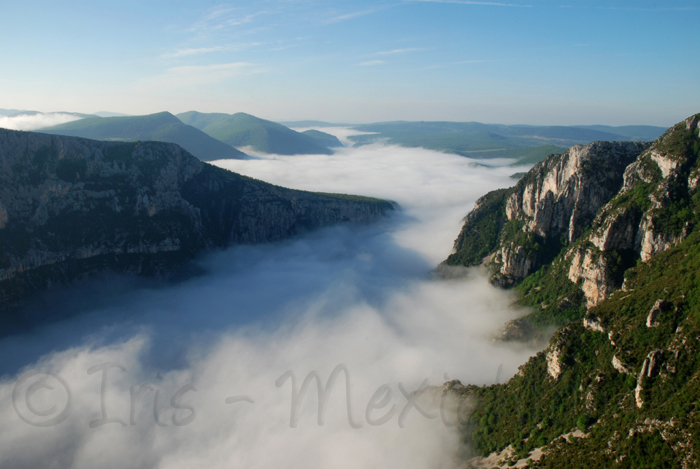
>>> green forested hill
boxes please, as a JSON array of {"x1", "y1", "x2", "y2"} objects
[
  {"x1": 39, "y1": 112, "x2": 246, "y2": 161},
  {"x1": 177, "y1": 111, "x2": 335, "y2": 155},
  {"x1": 459, "y1": 230, "x2": 700, "y2": 468}
]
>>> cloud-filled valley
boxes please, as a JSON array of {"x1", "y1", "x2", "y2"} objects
[
  {"x1": 0, "y1": 113, "x2": 84, "y2": 131},
  {"x1": 0, "y1": 135, "x2": 538, "y2": 468}
]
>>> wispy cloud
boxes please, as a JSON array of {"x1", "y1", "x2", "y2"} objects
[
  {"x1": 373, "y1": 48, "x2": 426, "y2": 56},
  {"x1": 161, "y1": 43, "x2": 264, "y2": 58},
  {"x1": 323, "y1": 9, "x2": 378, "y2": 24},
  {"x1": 188, "y1": 6, "x2": 269, "y2": 34},
  {"x1": 408, "y1": 0, "x2": 532, "y2": 7},
  {"x1": 138, "y1": 62, "x2": 267, "y2": 90},
  {"x1": 162, "y1": 46, "x2": 227, "y2": 58},
  {"x1": 358, "y1": 60, "x2": 386, "y2": 66}
]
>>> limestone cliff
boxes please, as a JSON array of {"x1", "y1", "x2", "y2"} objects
[
  {"x1": 445, "y1": 114, "x2": 700, "y2": 318},
  {"x1": 445, "y1": 141, "x2": 648, "y2": 287},
  {"x1": 565, "y1": 114, "x2": 699, "y2": 307},
  {"x1": 0, "y1": 129, "x2": 394, "y2": 322}
]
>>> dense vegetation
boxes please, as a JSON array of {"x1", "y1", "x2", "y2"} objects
[
  {"x1": 459, "y1": 229, "x2": 700, "y2": 467},
  {"x1": 38, "y1": 112, "x2": 245, "y2": 161},
  {"x1": 444, "y1": 189, "x2": 508, "y2": 266}
]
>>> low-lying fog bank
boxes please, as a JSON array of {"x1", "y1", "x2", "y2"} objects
[{"x1": 0, "y1": 136, "x2": 537, "y2": 469}]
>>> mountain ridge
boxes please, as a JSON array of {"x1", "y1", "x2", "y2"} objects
[
  {"x1": 177, "y1": 111, "x2": 335, "y2": 155},
  {"x1": 0, "y1": 128, "x2": 394, "y2": 332},
  {"x1": 38, "y1": 112, "x2": 246, "y2": 161},
  {"x1": 348, "y1": 121, "x2": 667, "y2": 164}
]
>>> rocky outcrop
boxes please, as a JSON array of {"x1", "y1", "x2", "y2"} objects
[
  {"x1": 638, "y1": 216, "x2": 687, "y2": 262},
  {"x1": 444, "y1": 141, "x2": 649, "y2": 285},
  {"x1": 635, "y1": 359, "x2": 649, "y2": 408},
  {"x1": 567, "y1": 247, "x2": 617, "y2": 308},
  {"x1": 0, "y1": 129, "x2": 394, "y2": 317},
  {"x1": 589, "y1": 206, "x2": 639, "y2": 252},
  {"x1": 504, "y1": 141, "x2": 648, "y2": 244},
  {"x1": 646, "y1": 299, "x2": 670, "y2": 327},
  {"x1": 490, "y1": 244, "x2": 534, "y2": 286},
  {"x1": 546, "y1": 347, "x2": 563, "y2": 380},
  {"x1": 564, "y1": 116, "x2": 700, "y2": 306},
  {"x1": 612, "y1": 355, "x2": 632, "y2": 374},
  {"x1": 478, "y1": 114, "x2": 699, "y2": 309},
  {"x1": 635, "y1": 350, "x2": 664, "y2": 408},
  {"x1": 583, "y1": 315, "x2": 605, "y2": 333}
]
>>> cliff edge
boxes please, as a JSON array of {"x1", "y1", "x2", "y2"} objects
[{"x1": 0, "y1": 129, "x2": 394, "y2": 328}]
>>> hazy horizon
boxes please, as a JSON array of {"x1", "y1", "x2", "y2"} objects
[{"x1": 0, "y1": 107, "x2": 682, "y2": 133}]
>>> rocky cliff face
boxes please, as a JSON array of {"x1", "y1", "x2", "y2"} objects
[
  {"x1": 564, "y1": 114, "x2": 699, "y2": 307},
  {"x1": 445, "y1": 141, "x2": 648, "y2": 288},
  {"x1": 505, "y1": 141, "x2": 648, "y2": 243},
  {"x1": 0, "y1": 129, "x2": 394, "y2": 319},
  {"x1": 494, "y1": 141, "x2": 649, "y2": 286},
  {"x1": 445, "y1": 114, "x2": 700, "y2": 314}
]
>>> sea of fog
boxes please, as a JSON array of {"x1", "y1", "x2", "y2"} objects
[
  {"x1": 0, "y1": 131, "x2": 538, "y2": 469},
  {"x1": 0, "y1": 112, "x2": 83, "y2": 131}
]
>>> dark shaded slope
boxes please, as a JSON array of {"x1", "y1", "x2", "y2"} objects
[{"x1": 0, "y1": 129, "x2": 394, "y2": 330}]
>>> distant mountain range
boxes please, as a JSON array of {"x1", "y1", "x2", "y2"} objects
[
  {"x1": 39, "y1": 112, "x2": 246, "y2": 161},
  {"x1": 574, "y1": 124, "x2": 668, "y2": 140},
  {"x1": 348, "y1": 121, "x2": 668, "y2": 163},
  {"x1": 2, "y1": 108, "x2": 672, "y2": 165},
  {"x1": 177, "y1": 111, "x2": 340, "y2": 155}
]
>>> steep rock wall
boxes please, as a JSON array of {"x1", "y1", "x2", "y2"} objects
[{"x1": 0, "y1": 129, "x2": 394, "y2": 315}]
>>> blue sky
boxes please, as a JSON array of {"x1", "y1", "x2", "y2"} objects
[{"x1": 0, "y1": 0, "x2": 698, "y2": 125}]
